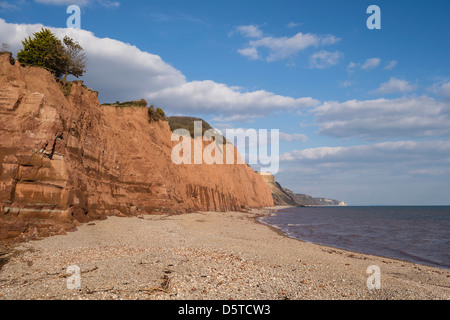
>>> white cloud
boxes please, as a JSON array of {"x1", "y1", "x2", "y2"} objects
[
  {"x1": 212, "y1": 114, "x2": 263, "y2": 123},
  {"x1": 309, "y1": 50, "x2": 343, "y2": 69},
  {"x1": 0, "y1": 19, "x2": 318, "y2": 121},
  {"x1": 0, "y1": 1, "x2": 20, "y2": 10},
  {"x1": 97, "y1": 0, "x2": 119, "y2": 7},
  {"x1": 428, "y1": 81, "x2": 450, "y2": 98},
  {"x1": 361, "y1": 58, "x2": 381, "y2": 70},
  {"x1": 232, "y1": 25, "x2": 341, "y2": 62},
  {"x1": 440, "y1": 82, "x2": 450, "y2": 97},
  {"x1": 313, "y1": 96, "x2": 450, "y2": 140},
  {"x1": 375, "y1": 78, "x2": 418, "y2": 94},
  {"x1": 281, "y1": 140, "x2": 450, "y2": 165},
  {"x1": 249, "y1": 33, "x2": 317, "y2": 62},
  {"x1": 254, "y1": 33, "x2": 339, "y2": 62},
  {"x1": 229, "y1": 25, "x2": 264, "y2": 38},
  {"x1": 348, "y1": 58, "x2": 381, "y2": 71},
  {"x1": 347, "y1": 62, "x2": 357, "y2": 69},
  {"x1": 441, "y1": 82, "x2": 450, "y2": 97},
  {"x1": 384, "y1": 60, "x2": 398, "y2": 70},
  {"x1": 151, "y1": 80, "x2": 319, "y2": 115},
  {"x1": 319, "y1": 35, "x2": 341, "y2": 46},
  {"x1": 237, "y1": 47, "x2": 259, "y2": 60},
  {"x1": 286, "y1": 22, "x2": 302, "y2": 28},
  {"x1": 339, "y1": 80, "x2": 354, "y2": 87},
  {"x1": 279, "y1": 132, "x2": 308, "y2": 142}
]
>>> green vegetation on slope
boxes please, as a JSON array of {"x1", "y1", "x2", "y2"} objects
[
  {"x1": 168, "y1": 116, "x2": 225, "y2": 142},
  {"x1": 101, "y1": 99, "x2": 148, "y2": 108}
]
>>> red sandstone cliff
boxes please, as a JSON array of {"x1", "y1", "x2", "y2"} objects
[{"x1": 0, "y1": 53, "x2": 273, "y2": 241}]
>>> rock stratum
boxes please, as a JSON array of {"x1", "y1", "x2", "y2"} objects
[{"x1": 0, "y1": 53, "x2": 273, "y2": 241}]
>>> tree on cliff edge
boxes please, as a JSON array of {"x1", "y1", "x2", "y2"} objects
[
  {"x1": 17, "y1": 28, "x2": 86, "y2": 82},
  {"x1": 60, "y1": 36, "x2": 87, "y2": 82}
]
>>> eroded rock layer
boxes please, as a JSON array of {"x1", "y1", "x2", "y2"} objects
[{"x1": 0, "y1": 53, "x2": 273, "y2": 241}]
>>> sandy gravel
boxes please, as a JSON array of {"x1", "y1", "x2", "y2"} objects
[{"x1": 0, "y1": 208, "x2": 449, "y2": 300}]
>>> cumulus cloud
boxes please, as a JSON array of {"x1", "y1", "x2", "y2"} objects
[
  {"x1": 231, "y1": 25, "x2": 341, "y2": 62},
  {"x1": 428, "y1": 81, "x2": 450, "y2": 98},
  {"x1": 375, "y1": 78, "x2": 418, "y2": 94},
  {"x1": 313, "y1": 96, "x2": 450, "y2": 140},
  {"x1": 151, "y1": 80, "x2": 319, "y2": 115},
  {"x1": 0, "y1": 18, "x2": 318, "y2": 120},
  {"x1": 441, "y1": 82, "x2": 450, "y2": 97},
  {"x1": 229, "y1": 25, "x2": 264, "y2": 38},
  {"x1": 309, "y1": 50, "x2": 343, "y2": 69}
]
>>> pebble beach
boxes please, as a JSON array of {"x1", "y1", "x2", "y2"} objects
[{"x1": 0, "y1": 208, "x2": 449, "y2": 300}]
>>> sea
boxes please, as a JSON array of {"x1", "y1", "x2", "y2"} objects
[{"x1": 259, "y1": 206, "x2": 450, "y2": 270}]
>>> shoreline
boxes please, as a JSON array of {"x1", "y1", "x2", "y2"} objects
[
  {"x1": 0, "y1": 209, "x2": 449, "y2": 300},
  {"x1": 256, "y1": 206, "x2": 450, "y2": 271}
]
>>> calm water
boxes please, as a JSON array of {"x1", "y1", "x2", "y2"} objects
[{"x1": 259, "y1": 206, "x2": 450, "y2": 269}]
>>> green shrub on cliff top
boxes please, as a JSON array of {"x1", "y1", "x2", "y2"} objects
[
  {"x1": 18, "y1": 28, "x2": 65, "y2": 78},
  {"x1": 168, "y1": 116, "x2": 225, "y2": 143},
  {"x1": 148, "y1": 105, "x2": 167, "y2": 122},
  {"x1": 17, "y1": 28, "x2": 87, "y2": 82}
]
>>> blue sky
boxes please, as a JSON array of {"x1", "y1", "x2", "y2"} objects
[{"x1": 1, "y1": 0, "x2": 450, "y2": 205}]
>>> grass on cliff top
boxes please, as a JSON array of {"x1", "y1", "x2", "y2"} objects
[
  {"x1": 101, "y1": 99, "x2": 167, "y2": 122},
  {"x1": 101, "y1": 99, "x2": 148, "y2": 108}
]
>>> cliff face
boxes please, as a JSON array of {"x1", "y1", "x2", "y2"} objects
[
  {"x1": 257, "y1": 173, "x2": 301, "y2": 207},
  {"x1": 0, "y1": 53, "x2": 273, "y2": 241},
  {"x1": 283, "y1": 189, "x2": 315, "y2": 206},
  {"x1": 258, "y1": 173, "x2": 347, "y2": 207},
  {"x1": 313, "y1": 198, "x2": 347, "y2": 207}
]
